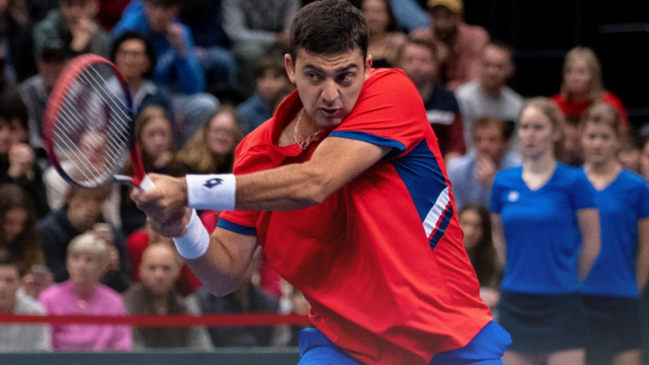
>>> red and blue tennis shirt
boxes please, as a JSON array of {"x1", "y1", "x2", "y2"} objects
[{"x1": 218, "y1": 68, "x2": 492, "y2": 365}]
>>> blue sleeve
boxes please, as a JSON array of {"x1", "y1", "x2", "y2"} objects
[
  {"x1": 490, "y1": 172, "x2": 505, "y2": 214},
  {"x1": 174, "y1": 25, "x2": 205, "y2": 94},
  {"x1": 110, "y1": 1, "x2": 144, "y2": 40},
  {"x1": 391, "y1": 0, "x2": 430, "y2": 32},
  {"x1": 570, "y1": 171, "x2": 597, "y2": 211},
  {"x1": 217, "y1": 218, "x2": 257, "y2": 236}
]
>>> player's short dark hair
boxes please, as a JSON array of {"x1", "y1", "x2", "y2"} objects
[
  {"x1": 110, "y1": 31, "x2": 157, "y2": 79},
  {"x1": 289, "y1": 0, "x2": 369, "y2": 63},
  {"x1": 0, "y1": 89, "x2": 29, "y2": 132}
]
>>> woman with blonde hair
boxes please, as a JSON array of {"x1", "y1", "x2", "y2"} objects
[
  {"x1": 551, "y1": 47, "x2": 628, "y2": 127},
  {"x1": 579, "y1": 103, "x2": 649, "y2": 365},
  {"x1": 361, "y1": 0, "x2": 406, "y2": 68},
  {"x1": 491, "y1": 97, "x2": 600, "y2": 365},
  {"x1": 177, "y1": 106, "x2": 244, "y2": 174},
  {"x1": 39, "y1": 232, "x2": 132, "y2": 351},
  {"x1": 121, "y1": 106, "x2": 184, "y2": 235}
]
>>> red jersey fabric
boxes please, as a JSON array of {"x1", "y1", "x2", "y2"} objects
[
  {"x1": 551, "y1": 91, "x2": 629, "y2": 128},
  {"x1": 219, "y1": 68, "x2": 492, "y2": 365}
]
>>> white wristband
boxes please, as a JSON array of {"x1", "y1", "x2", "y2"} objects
[
  {"x1": 173, "y1": 210, "x2": 210, "y2": 259},
  {"x1": 186, "y1": 174, "x2": 236, "y2": 211}
]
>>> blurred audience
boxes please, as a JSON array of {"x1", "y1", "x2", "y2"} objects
[
  {"x1": 422, "y1": 0, "x2": 488, "y2": 90},
  {"x1": 236, "y1": 57, "x2": 290, "y2": 133},
  {"x1": 447, "y1": 116, "x2": 520, "y2": 209},
  {"x1": 0, "y1": 184, "x2": 49, "y2": 289},
  {"x1": 177, "y1": 107, "x2": 244, "y2": 174},
  {"x1": 39, "y1": 232, "x2": 132, "y2": 351},
  {"x1": 124, "y1": 243, "x2": 212, "y2": 350},
  {"x1": 579, "y1": 103, "x2": 649, "y2": 365},
  {"x1": 0, "y1": 253, "x2": 50, "y2": 352},
  {"x1": 120, "y1": 106, "x2": 184, "y2": 236},
  {"x1": 125, "y1": 226, "x2": 201, "y2": 296},
  {"x1": 551, "y1": 47, "x2": 628, "y2": 128},
  {"x1": 397, "y1": 38, "x2": 464, "y2": 160},
  {"x1": 180, "y1": 0, "x2": 237, "y2": 94},
  {"x1": 0, "y1": 0, "x2": 37, "y2": 85},
  {"x1": 619, "y1": 129, "x2": 644, "y2": 174},
  {"x1": 455, "y1": 41, "x2": 522, "y2": 150},
  {"x1": 197, "y1": 247, "x2": 279, "y2": 347},
  {"x1": 38, "y1": 186, "x2": 131, "y2": 293},
  {"x1": 19, "y1": 41, "x2": 70, "y2": 166},
  {"x1": 361, "y1": 0, "x2": 405, "y2": 68},
  {"x1": 33, "y1": 0, "x2": 110, "y2": 59},
  {"x1": 110, "y1": 31, "x2": 176, "y2": 144},
  {"x1": 221, "y1": 0, "x2": 299, "y2": 95},
  {"x1": 112, "y1": 0, "x2": 219, "y2": 144},
  {"x1": 458, "y1": 203, "x2": 501, "y2": 309},
  {"x1": 0, "y1": 90, "x2": 49, "y2": 218},
  {"x1": 26, "y1": 0, "x2": 59, "y2": 24}
]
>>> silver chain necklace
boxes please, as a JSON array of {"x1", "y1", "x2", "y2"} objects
[{"x1": 293, "y1": 109, "x2": 323, "y2": 149}]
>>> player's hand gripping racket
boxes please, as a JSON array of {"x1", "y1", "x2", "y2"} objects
[{"x1": 44, "y1": 54, "x2": 154, "y2": 190}]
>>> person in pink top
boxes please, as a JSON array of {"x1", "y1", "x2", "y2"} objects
[
  {"x1": 39, "y1": 232, "x2": 131, "y2": 351},
  {"x1": 424, "y1": 0, "x2": 489, "y2": 90}
]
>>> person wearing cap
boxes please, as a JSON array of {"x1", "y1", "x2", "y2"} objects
[{"x1": 424, "y1": 0, "x2": 489, "y2": 90}]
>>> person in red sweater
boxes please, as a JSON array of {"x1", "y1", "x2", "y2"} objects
[{"x1": 551, "y1": 47, "x2": 628, "y2": 128}]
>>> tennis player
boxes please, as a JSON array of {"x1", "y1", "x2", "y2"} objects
[{"x1": 132, "y1": 1, "x2": 510, "y2": 364}]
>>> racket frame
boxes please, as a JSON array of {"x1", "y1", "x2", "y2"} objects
[{"x1": 43, "y1": 54, "x2": 147, "y2": 187}]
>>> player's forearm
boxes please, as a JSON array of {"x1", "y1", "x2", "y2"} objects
[{"x1": 235, "y1": 161, "x2": 333, "y2": 211}]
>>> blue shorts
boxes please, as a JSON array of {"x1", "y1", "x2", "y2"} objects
[{"x1": 297, "y1": 321, "x2": 511, "y2": 365}]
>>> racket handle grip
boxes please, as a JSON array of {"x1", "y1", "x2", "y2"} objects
[{"x1": 139, "y1": 175, "x2": 156, "y2": 190}]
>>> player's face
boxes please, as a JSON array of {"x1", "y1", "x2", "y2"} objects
[
  {"x1": 518, "y1": 106, "x2": 560, "y2": 159},
  {"x1": 0, "y1": 265, "x2": 21, "y2": 312},
  {"x1": 139, "y1": 246, "x2": 180, "y2": 297},
  {"x1": 581, "y1": 122, "x2": 619, "y2": 165},
  {"x1": 459, "y1": 209, "x2": 483, "y2": 250},
  {"x1": 141, "y1": 117, "x2": 172, "y2": 160},
  {"x1": 3, "y1": 208, "x2": 28, "y2": 244},
  {"x1": 285, "y1": 48, "x2": 372, "y2": 128},
  {"x1": 640, "y1": 142, "x2": 649, "y2": 181},
  {"x1": 398, "y1": 43, "x2": 438, "y2": 86},
  {"x1": 479, "y1": 46, "x2": 513, "y2": 91},
  {"x1": 115, "y1": 39, "x2": 150, "y2": 81},
  {"x1": 564, "y1": 56, "x2": 592, "y2": 95}
]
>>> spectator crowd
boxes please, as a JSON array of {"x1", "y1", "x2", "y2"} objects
[{"x1": 0, "y1": 0, "x2": 648, "y2": 364}]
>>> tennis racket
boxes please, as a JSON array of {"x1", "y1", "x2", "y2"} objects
[{"x1": 43, "y1": 54, "x2": 154, "y2": 190}]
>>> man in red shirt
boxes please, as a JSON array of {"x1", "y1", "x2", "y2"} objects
[
  {"x1": 133, "y1": 1, "x2": 510, "y2": 364},
  {"x1": 425, "y1": 0, "x2": 489, "y2": 90}
]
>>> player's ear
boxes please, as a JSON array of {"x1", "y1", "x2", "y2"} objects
[
  {"x1": 285, "y1": 54, "x2": 297, "y2": 83},
  {"x1": 364, "y1": 54, "x2": 372, "y2": 80}
]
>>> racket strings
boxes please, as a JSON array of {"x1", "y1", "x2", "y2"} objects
[{"x1": 52, "y1": 64, "x2": 133, "y2": 187}]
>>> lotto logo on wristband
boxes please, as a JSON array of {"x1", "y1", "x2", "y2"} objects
[{"x1": 204, "y1": 178, "x2": 224, "y2": 189}]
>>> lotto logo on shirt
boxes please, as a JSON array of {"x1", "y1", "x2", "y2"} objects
[{"x1": 507, "y1": 191, "x2": 519, "y2": 202}]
